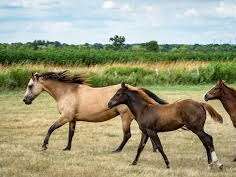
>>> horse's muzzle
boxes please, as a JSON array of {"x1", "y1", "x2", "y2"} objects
[
  {"x1": 108, "y1": 101, "x2": 115, "y2": 109},
  {"x1": 23, "y1": 97, "x2": 32, "y2": 105}
]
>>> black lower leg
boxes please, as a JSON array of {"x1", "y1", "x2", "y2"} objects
[
  {"x1": 132, "y1": 133, "x2": 148, "y2": 165},
  {"x1": 42, "y1": 121, "x2": 63, "y2": 150},
  {"x1": 147, "y1": 129, "x2": 170, "y2": 168},
  {"x1": 150, "y1": 138, "x2": 157, "y2": 152},
  {"x1": 195, "y1": 131, "x2": 214, "y2": 164},
  {"x1": 64, "y1": 121, "x2": 76, "y2": 151},
  {"x1": 113, "y1": 130, "x2": 131, "y2": 153}
]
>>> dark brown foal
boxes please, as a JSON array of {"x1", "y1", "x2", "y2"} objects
[
  {"x1": 108, "y1": 83, "x2": 223, "y2": 169},
  {"x1": 205, "y1": 80, "x2": 236, "y2": 161}
]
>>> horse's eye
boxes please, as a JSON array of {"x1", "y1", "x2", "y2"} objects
[{"x1": 28, "y1": 85, "x2": 33, "y2": 89}]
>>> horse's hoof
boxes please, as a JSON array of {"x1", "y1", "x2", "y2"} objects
[
  {"x1": 63, "y1": 147, "x2": 71, "y2": 151},
  {"x1": 166, "y1": 164, "x2": 170, "y2": 169},
  {"x1": 131, "y1": 161, "x2": 137, "y2": 165},
  {"x1": 41, "y1": 145, "x2": 47, "y2": 151},
  {"x1": 218, "y1": 164, "x2": 223, "y2": 170},
  {"x1": 112, "y1": 149, "x2": 122, "y2": 153},
  {"x1": 208, "y1": 163, "x2": 213, "y2": 170}
]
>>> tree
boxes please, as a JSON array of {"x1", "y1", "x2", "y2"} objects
[
  {"x1": 145, "y1": 41, "x2": 159, "y2": 52},
  {"x1": 109, "y1": 35, "x2": 125, "y2": 49}
]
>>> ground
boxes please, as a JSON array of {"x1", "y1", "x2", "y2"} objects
[{"x1": 0, "y1": 85, "x2": 235, "y2": 177}]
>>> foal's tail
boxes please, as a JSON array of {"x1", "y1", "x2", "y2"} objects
[{"x1": 201, "y1": 103, "x2": 223, "y2": 123}]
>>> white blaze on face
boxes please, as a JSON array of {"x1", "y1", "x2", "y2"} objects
[{"x1": 24, "y1": 79, "x2": 34, "y2": 97}]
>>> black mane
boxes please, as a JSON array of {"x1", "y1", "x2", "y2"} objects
[{"x1": 37, "y1": 71, "x2": 86, "y2": 84}]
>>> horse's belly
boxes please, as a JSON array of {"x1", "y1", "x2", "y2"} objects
[{"x1": 156, "y1": 120, "x2": 183, "y2": 132}]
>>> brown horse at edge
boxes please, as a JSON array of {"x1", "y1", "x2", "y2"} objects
[{"x1": 205, "y1": 80, "x2": 236, "y2": 161}]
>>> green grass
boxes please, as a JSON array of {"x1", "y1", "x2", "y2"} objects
[
  {"x1": 1, "y1": 48, "x2": 236, "y2": 66},
  {"x1": 1, "y1": 62, "x2": 236, "y2": 91},
  {"x1": 0, "y1": 86, "x2": 236, "y2": 177}
]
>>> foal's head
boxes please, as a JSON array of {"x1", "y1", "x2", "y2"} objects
[
  {"x1": 204, "y1": 80, "x2": 226, "y2": 101},
  {"x1": 23, "y1": 73, "x2": 44, "y2": 105},
  {"x1": 108, "y1": 83, "x2": 129, "y2": 108}
]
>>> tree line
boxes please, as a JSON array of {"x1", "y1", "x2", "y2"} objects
[{"x1": 1, "y1": 35, "x2": 236, "y2": 52}]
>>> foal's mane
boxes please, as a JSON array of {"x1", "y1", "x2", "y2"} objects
[
  {"x1": 37, "y1": 71, "x2": 86, "y2": 84},
  {"x1": 129, "y1": 88, "x2": 157, "y2": 105}
]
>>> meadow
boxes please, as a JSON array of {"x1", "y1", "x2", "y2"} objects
[{"x1": 0, "y1": 86, "x2": 235, "y2": 177}]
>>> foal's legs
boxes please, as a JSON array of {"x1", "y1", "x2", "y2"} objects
[
  {"x1": 42, "y1": 116, "x2": 69, "y2": 150},
  {"x1": 63, "y1": 120, "x2": 76, "y2": 151},
  {"x1": 146, "y1": 129, "x2": 170, "y2": 168},
  {"x1": 132, "y1": 133, "x2": 149, "y2": 165},
  {"x1": 113, "y1": 109, "x2": 156, "y2": 153},
  {"x1": 193, "y1": 130, "x2": 223, "y2": 169}
]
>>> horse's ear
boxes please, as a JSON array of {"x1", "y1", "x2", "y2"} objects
[
  {"x1": 34, "y1": 73, "x2": 40, "y2": 81},
  {"x1": 121, "y1": 82, "x2": 128, "y2": 89},
  {"x1": 218, "y1": 80, "x2": 225, "y2": 85},
  {"x1": 31, "y1": 73, "x2": 35, "y2": 80}
]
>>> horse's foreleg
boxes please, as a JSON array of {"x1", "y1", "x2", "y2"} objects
[
  {"x1": 132, "y1": 132, "x2": 148, "y2": 165},
  {"x1": 112, "y1": 111, "x2": 132, "y2": 153},
  {"x1": 63, "y1": 121, "x2": 76, "y2": 151},
  {"x1": 146, "y1": 129, "x2": 170, "y2": 168},
  {"x1": 42, "y1": 116, "x2": 69, "y2": 150}
]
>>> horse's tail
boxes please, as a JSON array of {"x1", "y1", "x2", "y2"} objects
[
  {"x1": 140, "y1": 88, "x2": 168, "y2": 105},
  {"x1": 201, "y1": 103, "x2": 223, "y2": 123}
]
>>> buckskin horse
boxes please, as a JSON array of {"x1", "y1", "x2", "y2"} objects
[
  {"x1": 22, "y1": 71, "x2": 167, "y2": 152},
  {"x1": 204, "y1": 80, "x2": 236, "y2": 161},
  {"x1": 108, "y1": 83, "x2": 223, "y2": 169}
]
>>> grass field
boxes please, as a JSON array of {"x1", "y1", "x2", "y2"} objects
[{"x1": 0, "y1": 85, "x2": 236, "y2": 177}]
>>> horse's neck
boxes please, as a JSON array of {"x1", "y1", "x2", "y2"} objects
[
  {"x1": 220, "y1": 86, "x2": 236, "y2": 124},
  {"x1": 126, "y1": 93, "x2": 149, "y2": 119},
  {"x1": 42, "y1": 80, "x2": 76, "y2": 101}
]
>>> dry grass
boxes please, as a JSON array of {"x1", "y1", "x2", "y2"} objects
[
  {"x1": 0, "y1": 86, "x2": 236, "y2": 177},
  {"x1": 1, "y1": 61, "x2": 209, "y2": 74}
]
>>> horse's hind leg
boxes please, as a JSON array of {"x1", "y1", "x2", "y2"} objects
[
  {"x1": 63, "y1": 120, "x2": 76, "y2": 151},
  {"x1": 112, "y1": 111, "x2": 132, "y2": 153},
  {"x1": 132, "y1": 132, "x2": 148, "y2": 165},
  {"x1": 194, "y1": 130, "x2": 223, "y2": 169},
  {"x1": 42, "y1": 116, "x2": 69, "y2": 150},
  {"x1": 146, "y1": 129, "x2": 170, "y2": 168}
]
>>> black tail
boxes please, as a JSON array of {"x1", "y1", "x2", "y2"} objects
[{"x1": 140, "y1": 88, "x2": 168, "y2": 105}]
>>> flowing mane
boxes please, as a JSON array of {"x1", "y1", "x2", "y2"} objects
[
  {"x1": 37, "y1": 71, "x2": 86, "y2": 84},
  {"x1": 130, "y1": 88, "x2": 158, "y2": 105}
]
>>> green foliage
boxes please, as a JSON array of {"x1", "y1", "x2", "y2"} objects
[
  {"x1": 109, "y1": 35, "x2": 126, "y2": 50},
  {"x1": 145, "y1": 41, "x2": 159, "y2": 52},
  {"x1": 1, "y1": 62, "x2": 236, "y2": 90},
  {"x1": 1, "y1": 47, "x2": 236, "y2": 66}
]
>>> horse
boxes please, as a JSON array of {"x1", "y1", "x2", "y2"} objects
[
  {"x1": 22, "y1": 71, "x2": 167, "y2": 152},
  {"x1": 108, "y1": 83, "x2": 223, "y2": 169},
  {"x1": 204, "y1": 80, "x2": 236, "y2": 161}
]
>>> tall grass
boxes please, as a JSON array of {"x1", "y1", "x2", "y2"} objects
[{"x1": 1, "y1": 62, "x2": 236, "y2": 90}]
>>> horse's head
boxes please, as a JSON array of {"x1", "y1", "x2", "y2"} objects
[
  {"x1": 204, "y1": 80, "x2": 225, "y2": 101},
  {"x1": 23, "y1": 73, "x2": 44, "y2": 105},
  {"x1": 108, "y1": 83, "x2": 129, "y2": 109}
]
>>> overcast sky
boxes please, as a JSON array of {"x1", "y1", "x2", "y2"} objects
[{"x1": 1, "y1": 0, "x2": 236, "y2": 44}]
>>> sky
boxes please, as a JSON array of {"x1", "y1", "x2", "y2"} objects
[{"x1": 0, "y1": 0, "x2": 236, "y2": 44}]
